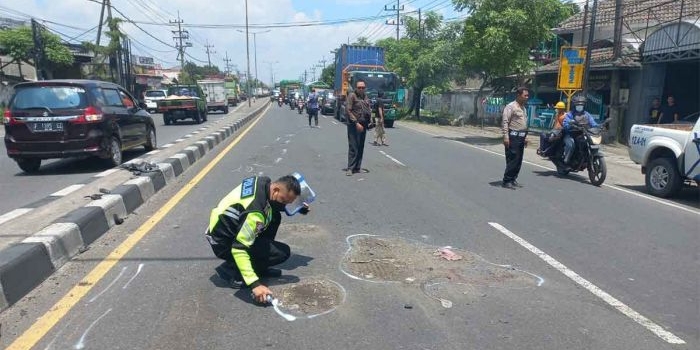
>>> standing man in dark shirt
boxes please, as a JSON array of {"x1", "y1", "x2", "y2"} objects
[
  {"x1": 501, "y1": 87, "x2": 530, "y2": 188},
  {"x1": 647, "y1": 97, "x2": 661, "y2": 124},
  {"x1": 345, "y1": 80, "x2": 372, "y2": 176},
  {"x1": 659, "y1": 95, "x2": 680, "y2": 124}
]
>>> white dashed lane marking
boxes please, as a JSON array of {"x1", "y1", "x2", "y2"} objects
[
  {"x1": 488, "y1": 222, "x2": 686, "y2": 344},
  {"x1": 50, "y1": 184, "x2": 85, "y2": 197},
  {"x1": 0, "y1": 208, "x2": 33, "y2": 225},
  {"x1": 94, "y1": 168, "x2": 119, "y2": 177},
  {"x1": 379, "y1": 150, "x2": 406, "y2": 167}
]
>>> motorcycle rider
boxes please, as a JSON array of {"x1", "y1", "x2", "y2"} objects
[
  {"x1": 538, "y1": 101, "x2": 567, "y2": 156},
  {"x1": 562, "y1": 95, "x2": 598, "y2": 166}
]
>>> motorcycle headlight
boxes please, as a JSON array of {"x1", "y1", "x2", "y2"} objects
[{"x1": 590, "y1": 135, "x2": 602, "y2": 144}]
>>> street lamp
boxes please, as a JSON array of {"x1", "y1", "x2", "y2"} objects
[
  {"x1": 237, "y1": 29, "x2": 270, "y2": 96},
  {"x1": 244, "y1": 0, "x2": 252, "y2": 107},
  {"x1": 263, "y1": 60, "x2": 279, "y2": 88}
]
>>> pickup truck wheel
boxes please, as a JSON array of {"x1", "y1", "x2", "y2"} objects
[
  {"x1": 646, "y1": 157, "x2": 682, "y2": 198},
  {"x1": 224, "y1": 106, "x2": 229, "y2": 114},
  {"x1": 16, "y1": 158, "x2": 41, "y2": 173},
  {"x1": 384, "y1": 119, "x2": 394, "y2": 128},
  {"x1": 163, "y1": 114, "x2": 171, "y2": 125},
  {"x1": 203, "y1": 110, "x2": 208, "y2": 122}
]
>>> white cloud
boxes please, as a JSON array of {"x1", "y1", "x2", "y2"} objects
[{"x1": 1, "y1": 0, "x2": 388, "y2": 85}]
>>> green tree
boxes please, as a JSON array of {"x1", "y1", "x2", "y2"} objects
[
  {"x1": 83, "y1": 18, "x2": 127, "y2": 81},
  {"x1": 352, "y1": 36, "x2": 372, "y2": 46},
  {"x1": 453, "y1": 0, "x2": 574, "y2": 121},
  {"x1": 319, "y1": 62, "x2": 335, "y2": 87},
  {"x1": 376, "y1": 11, "x2": 462, "y2": 119},
  {"x1": 0, "y1": 25, "x2": 73, "y2": 78},
  {"x1": 179, "y1": 61, "x2": 222, "y2": 84}
]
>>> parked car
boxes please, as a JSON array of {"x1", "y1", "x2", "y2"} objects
[
  {"x1": 321, "y1": 92, "x2": 336, "y2": 115},
  {"x1": 142, "y1": 89, "x2": 167, "y2": 113},
  {"x1": 628, "y1": 116, "x2": 700, "y2": 197},
  {"x1": 3, "y1": 80, "x2": 157, "y2": 173}
]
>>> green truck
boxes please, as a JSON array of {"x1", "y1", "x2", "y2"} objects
[{"x1": 157, "y1": 85, "x2": 208, "y2": 125}]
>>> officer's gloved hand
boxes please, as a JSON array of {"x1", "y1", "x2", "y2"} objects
[{"x1": 299, "y1": 203, "x2": 310, "y2": 215}]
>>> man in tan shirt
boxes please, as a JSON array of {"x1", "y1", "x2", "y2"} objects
[{"x1": 501, "y1": 87, "x2": 530, "y2": 188}]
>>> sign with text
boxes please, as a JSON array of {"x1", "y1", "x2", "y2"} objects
[{"x1": 557, "y1": 46, "x2": 586, "y2": 90}]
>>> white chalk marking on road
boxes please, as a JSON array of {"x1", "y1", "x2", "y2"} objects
[
  {"x1": 306, "y1": 279, "x2": 347, "y2": 319},
  {"x1": 252, "y1": 163, "x2": 272, "y2": 168},
  {"x1": 379, "y1": 150, "x2": 406, "y2": 167},
  {"x1": 174, "y1": 138, "x2": 185, "y2": 142},
  {"x1": 332, "y1": 121, "x2": 338, "y2": 125},
  {"x1": 488, "y1": 222, "x2": 686, "y2": 344},
  {"x1": 51, "y1": 184, "x2": 85, "y2": 197},
  {"x1": 88, "y1": 266, "x2": 128, "y2": 303},
  {"x1": 122, "y1": 263, "x2": 144, "y2": 290},
  {"x1": 94, "y1": 168, "x2": 119, "y2": 178},
  {"x1": 275, "y1": 157, "x2": 283, "y2": 164},
  {"x1": 231, "y1": 165, "x2": 242, "y2": 173},
  {"x1": 402, "y1": 124, "x2": 700, "y2": 216},
  {"x1": 282, "y1": 148, "x2": 287, "y2": 155},
  {"x1": 271, "y1": 298, "x2": 296, "y2": 321},
  {"x1": 160, "y1": 143, "x2": 174, "y2": 148},
  {"x1": 338, "y1": 234, "x2": 394, "y2": 284},
  {"x1": 245, "y1": 166, "x2": 254, "y2": 173},
  {"x1": 145, "y1": 150, "x2": 160, "y2": 155},
  {"x1": 73, "y1": 308, "x2": 112, "y2": 349},
  {"x1": 275, "y1": 137, "x2": 281, "y2": 141},
  {"x1": 258, "y1": 171, "x2": 264, "y2": 176},
  {"x1": 0, "y1": 208, "x2": 33, "y2": 225}
]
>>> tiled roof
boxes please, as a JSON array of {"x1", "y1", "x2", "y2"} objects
[
  {"x1": 535, "y1": 44, "x2": 641, "y2": 73},
  {"x1": 555, "y1": 0, "x2": 700, "y2": 32}
]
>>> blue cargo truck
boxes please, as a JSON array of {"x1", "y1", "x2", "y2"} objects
[{"x1": 333, "y1": 45, "x2": 401, "y2": 127}]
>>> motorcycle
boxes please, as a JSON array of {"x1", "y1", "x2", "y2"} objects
[
  {"x1": 289, "y1": 99, "x2": 296, "y2": 110},
  {"x1": 539, "y1": 120, "x2": 609, "y2": 186},
  {"x1": 297, "y1": 100, "x2": 305, "y2": 114},
  {"x1": 278, "y1": 98, "x2": 283, "y2": 107}
]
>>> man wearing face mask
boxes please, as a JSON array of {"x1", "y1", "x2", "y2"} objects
[
  {"x1": 562, "y1": 95, "x2": 598, "y2": 166},
  {"x1": 205, "y1": 175, "x2": 310, "y2": 304}
]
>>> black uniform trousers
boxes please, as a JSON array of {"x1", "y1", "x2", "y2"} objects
[
  {"x1": 308, "y1": 107, "x2": 319, "y2": 126},
  {"x1": 503, "y1": 133, "x2": 526, "y2": 183},
  {"x1": 347, "y1": 122, "x2": 367, "y2": 171},
  {"x1": 211, "y1": 210, "x2": 290, "y2": 276}
]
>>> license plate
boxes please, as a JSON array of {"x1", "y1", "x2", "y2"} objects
[{"x1": 30, "y1": 122, "x2": 64, "y2": 132}]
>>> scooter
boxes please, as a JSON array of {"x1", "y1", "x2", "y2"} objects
[
  {"x1": 539, "y1": 120, "x2": 609, "y2": 186},
  {"x1": 297, "y1": 100, "x2": 305, "y2": 114},
  {"x1": 278, "y1": 98, "x2": 283, "y2": 107}
]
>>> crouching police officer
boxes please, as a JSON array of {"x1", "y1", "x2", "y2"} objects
[{"x1": 206, "y1": 174, "x2": 311, "y2": 303}]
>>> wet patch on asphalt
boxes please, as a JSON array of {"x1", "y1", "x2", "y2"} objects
[{"x1": 341, "y1": 234, "x2": 543, "y2": 308}]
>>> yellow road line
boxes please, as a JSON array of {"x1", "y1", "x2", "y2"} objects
[{"x1": 7, "y1": 105, "x2": 270, "y2": 350}]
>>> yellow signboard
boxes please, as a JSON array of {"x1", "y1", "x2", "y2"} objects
[{"x1": 557, "y1": 46, "x2": 587, "y2": 90}]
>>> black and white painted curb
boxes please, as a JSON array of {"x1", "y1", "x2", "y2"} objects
[{"x1": 0, "y1": 103, "x2": 268, "y2": 311}]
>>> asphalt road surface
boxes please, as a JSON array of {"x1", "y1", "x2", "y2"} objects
[
  {"x1": 2, "y1": 105, "x2": 697, "y2": 350},
  {"x1": 0, "y1": 107, "x2": 240, "y2": 215}
]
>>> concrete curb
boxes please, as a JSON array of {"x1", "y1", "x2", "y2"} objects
[{"x1": 0, "y1": 102, "x2": 269, "y2": 311}]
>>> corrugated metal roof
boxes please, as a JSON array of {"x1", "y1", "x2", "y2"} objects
[
  {"x1": 642, "y1": 21, "x2": 700, "y2": 55},
  {"x1": 555, "y1": 0, "x2": 700, "y2": 32},
  {"x1": 535, "y1": 44, "x2": 641, "y2": 73}
]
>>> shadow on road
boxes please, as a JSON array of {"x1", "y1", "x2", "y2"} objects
[
  {"x1": 532, "y1": 170, "x2": 592, "y2": 185},
  {"x1": 12, "y1": 149, "x2": 147, "y2": 176},
  {"x1": 614, "y1": 184, "x2": 699, "y2": 209},
  {"x1": 436, "y1": 135, "x2": 502, "y2": 146}
]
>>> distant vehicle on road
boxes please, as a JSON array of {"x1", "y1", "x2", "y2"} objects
[
  {"x1": 198, "y1": 79, "x2": 229, "y2": 114},
  {"x1": 142, "y1": 89, "x2": 167, "y2": 113},
  {"x1": 628, "y1": 117, "x2": 700, "y2": 197},
  {"x1": 3, "y1": 79, "x2": 156, "y2": 173},
  {"x1": 157, "y1": 85, "x2": 208, "y2": 125},
  {"x1": 320, "y1": 91, "x2": 336, "y2": 115}
]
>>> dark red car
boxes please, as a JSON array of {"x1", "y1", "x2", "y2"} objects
[{"x1": 3, "y1": 80, "x2": 157, "y2": 173}]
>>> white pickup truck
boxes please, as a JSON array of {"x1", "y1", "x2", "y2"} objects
[{"x1": 628, "y1": 118, "x2": 700, "y2": 197}]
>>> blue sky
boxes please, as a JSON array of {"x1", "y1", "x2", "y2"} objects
[{"x1": 1, "y1": 0, "x2": 463, "y2": 84}]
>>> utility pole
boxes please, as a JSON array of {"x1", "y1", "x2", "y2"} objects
[
  {"x1": 244, "y1": 0, "x2": 252, "y2": 107},
  {"x1": 310, "y1": 66, "x2": 317, "y2": 82},
  {"x1": 609, "y1": 0, "x2": 623, "y2": 143},
  {"x1": 223, "y1": 51, "x2": 233, "y2": 76},
  {"x1": 319, "y1": 57, "x2": 327, "y2": 69},
  {"x1": 204, "y1": 40, "x2": 215, "y2": 67},
  {"x1": 171, "y1": 12, "x2": 191, "y2": 82},
  {"x1": 385, "y1": 0, "x2": 404, "y2": 40},
  {"x1": 31, "y1": 19, "x2": 45, "y2": 80},
  {"x1": 106, "y1": 0, "x2": 122, "y2": 84},
  {"x1": 580, "y1": 1, "x2": 589, "y2": 46},
  {"x1": 582, "y1": 0, "x2": 598, "y2": 95},
  {"x1": 95, "y1": 0, "x2": 107, "y2": 57}
]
